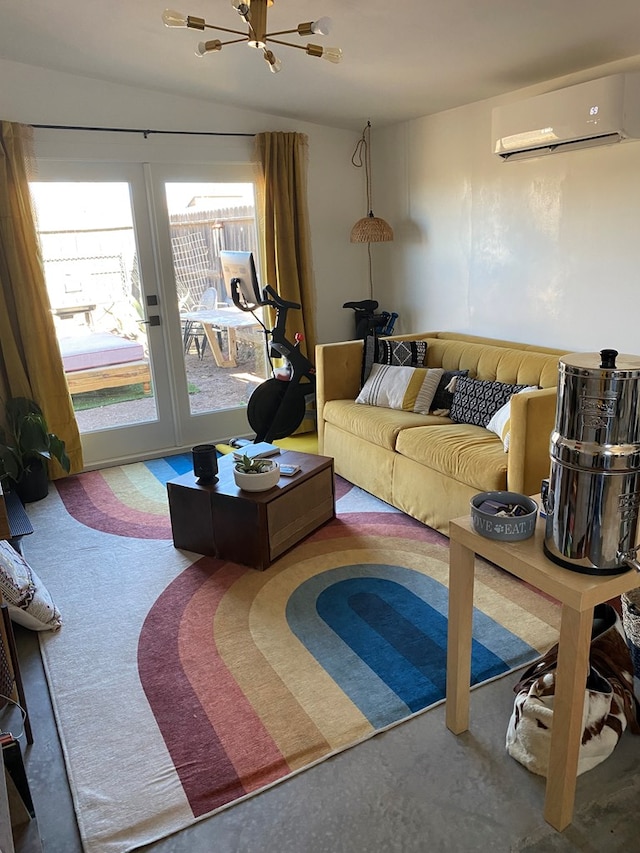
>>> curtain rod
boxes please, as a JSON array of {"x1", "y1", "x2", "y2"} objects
[{"x1": 31, "y1": 124, "x2": 256, "y2": 139}]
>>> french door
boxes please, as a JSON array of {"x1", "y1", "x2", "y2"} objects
[{"x1": 31, "y1": 161, "x2": 264, "y2": 469}]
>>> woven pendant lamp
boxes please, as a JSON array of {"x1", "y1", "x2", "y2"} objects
[
  {"x1": 350, "y1": 212, "x2": 394, "y2": 243},
  {"x1": 350, "y1": 121, "x2": 393, "y2": 244}
]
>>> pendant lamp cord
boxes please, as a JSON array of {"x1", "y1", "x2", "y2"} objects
[
  {"x1": 351, "y1": 120, "x2": 373, "y2": 216},
  {"x1": 352, "y1": 121, "x2": 375, "y2": 299}
]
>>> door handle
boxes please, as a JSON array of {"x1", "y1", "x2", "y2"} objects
[{"x1": 138, "y1": 315, "x2": 161, "y2": 326}]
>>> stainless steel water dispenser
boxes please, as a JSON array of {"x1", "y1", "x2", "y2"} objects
[{"x1": 544, "y1": 349, "x2": 640, "y2": 575}]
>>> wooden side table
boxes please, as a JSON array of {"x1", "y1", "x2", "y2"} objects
[
  {"x1": 167, "y1": 450, "x2": 335, "y2": 570},
  {"x1": 446, "y1": 509, "x2": 640, "y2": 832}
]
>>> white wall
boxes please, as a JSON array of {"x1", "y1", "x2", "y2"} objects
[
  {"x1": 0, "y1": 57, "x2": 367, "y2": 345},
  {"x1": 9, "y1": 55, "x2": 640, "y2": 356},
  {"x1": 377, "y1": 57, "x2": 640, "y2": 354}
]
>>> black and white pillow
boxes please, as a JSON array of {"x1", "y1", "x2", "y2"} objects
[
  {"x1": 361, "y1": 337, "x2": 427, "y2": 386},
  {"x1": 430, "y1": 369, "x2": 469, "y2": 414},
  {"x1": 449, "y1": 377, "x2": 531, "y2": 427}
]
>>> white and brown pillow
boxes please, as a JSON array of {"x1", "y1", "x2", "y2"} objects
[
  {"x1": 356, "y1": 364, "x2": 444, "y2": 414},
  {"x1": 0, "y1": 540, "x2": 62, "y2": 632}
]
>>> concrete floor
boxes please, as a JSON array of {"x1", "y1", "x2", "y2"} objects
[{"x1": 12, "y1": 624, "x2": 640, "y2": 853}]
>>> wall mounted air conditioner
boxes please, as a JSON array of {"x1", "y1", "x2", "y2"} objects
[{"x1": 492, "y1": 72, "x2": 640, "y2": 161}]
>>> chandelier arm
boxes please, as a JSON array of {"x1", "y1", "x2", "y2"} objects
[
  {"x1": 203, "y1": 22, "x2": 249, "y2": 37},
  {"x1": 265, "y1": 37, "x2": 306, "y2": 50},
  {"x1": 217, "y1": 36, "x2": 251, "y2": 46},
  {"x1": 265, "y1": 28, "x2": 301, "y2": 37}
]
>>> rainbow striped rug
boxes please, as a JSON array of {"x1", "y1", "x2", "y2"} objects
[{"x1": 26, "y1": 457, "x2": 560, "y2": 853}]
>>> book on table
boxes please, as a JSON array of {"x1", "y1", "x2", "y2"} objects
[{"x1": 232, "y1": 442, "x2": 280, "y2": 461}]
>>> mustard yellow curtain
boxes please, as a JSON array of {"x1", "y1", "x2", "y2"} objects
[
  {"x1": 0, "y1": 121, "x2": 83, "y2": 477},
  {"x1": 254, "y1": 132, "x2": 316, "y2": 360}
]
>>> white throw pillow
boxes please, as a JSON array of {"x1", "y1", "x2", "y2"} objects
[
  {"x1": 0, "y1": 540, "x2": 62, "y2": 632},
  {"x1": 486, "y1": 386, "x2": 539, "y2": 451}
]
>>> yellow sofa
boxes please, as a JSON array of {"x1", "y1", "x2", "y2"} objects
[{"x1": 316, "y1": 331, "x2": 567, "y2": 535}]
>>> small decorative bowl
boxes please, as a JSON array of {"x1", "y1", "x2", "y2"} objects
[
  {"x1": 470, "y1": 490, "x2": 538, "y2": 541},
  {"x1": 233, "y1": 461, "x2": 280, "y2": 492}
]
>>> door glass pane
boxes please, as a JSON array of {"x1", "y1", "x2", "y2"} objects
[
  {"x1": 165, "y1": 182, "x2": 267, "y2": 416},
  {"x1": 30, "y1": 182, "x2": 157, "y2": 432}
]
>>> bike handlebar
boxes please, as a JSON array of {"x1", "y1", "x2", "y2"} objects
[{"x1": 263, "y1": 284, "x2": 301, "y2": 311}]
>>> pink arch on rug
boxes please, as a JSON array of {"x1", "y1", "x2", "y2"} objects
[{"x1": 56, "y1": 472, "x2": 172, "y2": 539}]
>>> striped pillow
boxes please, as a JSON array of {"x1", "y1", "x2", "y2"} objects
[{"x1": 356, "y1": 364, "x2": 444, "y2": 414}]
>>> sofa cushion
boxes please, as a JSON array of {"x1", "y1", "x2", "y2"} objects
[
  {"x1": 356, "y1": 364, "x2": 444, "y2": 414},
  {"x1": 395, "y1": 423, "x2": 508, "y2": 492},
  {"x1": 323, "y1": 400, "x2": 443, "y2": 451},
  {"x1": 449, "y1": 376, "x2": 531, "y2": 427}
]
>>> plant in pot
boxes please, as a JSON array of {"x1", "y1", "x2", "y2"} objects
[
  {"x1": 233, "y1": 453, "x2": 280, "y2": 492},
  {"x1": 0, "y1": 396, "x2": 71, "y2": 503}
]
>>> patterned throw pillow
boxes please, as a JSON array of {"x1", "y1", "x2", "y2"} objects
[
  {"x1": 0, "y1": 540, "x2": 34, "y2": 607},
  {"x1": 376, "y1": 339, "x2": 427, "y2": 367},
  {"x1": 0, "y1": 540, "x2": 62, "y2": 631},
  {"x1": 486, "y1": 386, "x2": 539, "y2": 451},
  {"x1": 430, "y1": 369, "x2": 469, "y2": 414},
  {"x1": 356, "y1": 364, "x2": 444, "y2": 414},
  {"x1": 449, "y1": 377, "x2": 532, "y2": 427},
  {"x1": 361, "y1": 337, "x2": 427, "y2": 386}
]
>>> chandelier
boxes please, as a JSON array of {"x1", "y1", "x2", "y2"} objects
[{"x1": 162, "y1": 1, "x2": 342, "y2": 74}]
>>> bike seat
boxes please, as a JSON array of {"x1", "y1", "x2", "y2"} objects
[{"x1": 343, "y1": 299, "x2": 379, "y2": 312}]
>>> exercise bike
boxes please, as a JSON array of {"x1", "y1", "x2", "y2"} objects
[{"x1": 230, "y1": 270, "x2": 315, "y2": 444}]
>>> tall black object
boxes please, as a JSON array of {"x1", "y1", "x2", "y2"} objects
[
  {"x1": 192, "y1": 445, "x2": 218, "y2": 484},
  {"x1": 343, "y1": 300, "x2": 397, "y2": 339}
]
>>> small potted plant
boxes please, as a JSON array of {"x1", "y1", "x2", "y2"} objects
[
  {"x1": 233, "y1": 453, "x2": 280, "y2": 492},
  {"x1": 0, "y1": 396, "x2": 71, "y2": 503}
]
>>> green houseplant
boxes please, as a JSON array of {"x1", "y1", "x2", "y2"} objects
[
  {"x1": 233, "y1": 453, "x2": 280, "y2": 492},
  {"x1": 0, "y1": 396, "x2": 71, "y2": 502}
]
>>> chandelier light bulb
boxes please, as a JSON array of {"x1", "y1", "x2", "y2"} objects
[
  {"x1": 233, "y1": 2, "x2": 251, "y2": 21},
  {"x1": 196, "y1": 39, "x2": 222, "y2": 56},
  {"x1": 321, "y1": 46, "x2": 342, "y2": 64},
  {"x1": 263, "y1": 49, "x2": 282, "y2": 74},
  {"x1": 311, "y1": 17, "x2": 331, "y2": 36},
  {"x1": 162, "y1": 8, "x2": 188, "y2": 27}
]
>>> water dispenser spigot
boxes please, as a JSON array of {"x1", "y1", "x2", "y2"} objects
[{"x1": 620, "y1": 547, "x2": 640, "y2": 573}]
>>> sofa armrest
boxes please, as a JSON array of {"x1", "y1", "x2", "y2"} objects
[
  {"x1": 507, "y1": 387, "x2": 557, "y2": 496},
  {"x1": 315, "y1": 339, "x2": 364, "y2": 452}
]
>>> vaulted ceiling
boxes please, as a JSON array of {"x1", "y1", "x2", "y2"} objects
[{"x1": 3, "y1": 1, "x2": 640, "y2": 129}]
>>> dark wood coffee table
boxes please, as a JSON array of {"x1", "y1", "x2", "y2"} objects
[{"x1": 167, "y1": 449, "x2": 335, "y2": 570}]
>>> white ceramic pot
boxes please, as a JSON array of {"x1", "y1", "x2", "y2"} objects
[{"x1": 233, "y1": 461, "x2": 280, "y2": 492}]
